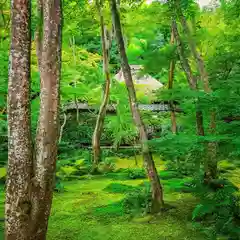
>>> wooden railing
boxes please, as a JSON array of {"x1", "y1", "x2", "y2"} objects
[{"x1": 63, "y1": 102, "x2": 181, "y2": 113}]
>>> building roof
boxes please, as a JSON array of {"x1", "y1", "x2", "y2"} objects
[{"x1": 115, "y1": 65, "x2": 163, "y2": 93}]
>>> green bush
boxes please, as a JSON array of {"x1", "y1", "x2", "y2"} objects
[
  {"x1": 218, "y1": 160, "x2": 236, "y2": 173},
  {"x1": 57, "y1": 166, "x2": 78, "y2": 181},
  {"x1": 165, "y1": 156, "x2": 198, "y2": 176},
  {"x1": 125, "y1": 168, "x2": 146, "y2": 179},
  {"x1": 98, "y1": 157, "x2": 116, "y2": 173},
  {"x1": 122, "y1": 182, "x2": 152, "y2": 214},
  {"x1": 191, "y1": 180, "x2": 240, "y2": 239},
  {"x1": 55, "y1": 157, "x2": 91, "y2": 186},
  {"x1": 54, "y1": 176, "x2": 65, "y2": 193},
  {"x1": 0, "y1": 167, "x2": 6, "y2": 184}
]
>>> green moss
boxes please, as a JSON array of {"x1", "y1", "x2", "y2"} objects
[
  {"x1": 0, "y1": 158, "x2": 207, "y2": 240},
  {"x1": 103, "y1": 183, "x2": 140, "y2": 194},
  {"x1": 159, "y1": 170, "x2": 182, "y2": 180},
  {"x1": 219, "y1": 160, "x2": 236, "y2": 173},
  {"x1": 44, "y1": 172, "x2": 205, "y2": 239}
]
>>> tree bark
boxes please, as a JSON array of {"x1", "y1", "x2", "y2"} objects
[
  {"x1": 168, "y1": 24, "x2": 177, "y2": 134},
  {"x1": 6, "y1": 0, "x2": 62, "y2": 238},
  {"x1": 5, "y1": 0, "x2": 33, "y2": 238},
  {"x1": 176, "y1": 2, "x2": 218, "y2": 181},
  {"x1": 35, "y1": 0, "x2": 43, "y2": 68},
  {"x1": 92, "y1": 0, "x2": 111, "y2": 172},
  {"x1": 110, "y1": 0, "x2": 164, "y2": 212},
  {"x1": 72, "y1": 36, "x2": 80, "y2": 123},
  {"x1": 172, "y1": 19, "x2": 205, "y2": 136},
  {"x1": 30, "y1": 0, "x2": 62, "y2": 238},
  {"x1": 59, "y1": 112, "x2": 67, "y2": 144}
]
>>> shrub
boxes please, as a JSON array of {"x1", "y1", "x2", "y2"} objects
[
  {"x1": 191, "y1": 180, "x2": 240, "y2": 239},
  {"x1": 0, "y1": 167, "x2": 6, "y2": 184},
  {"x1": 74, "y1": 158, "x2": 92, "y2": 175},
  {"x1": 54, "y1": 176, "x2": 65, "y2": 193},
  {"x1": 218, "y1": 160, "x2": 236, "y2": 173},
  {"x1": 122, "y1": 182, "x2": 152, "y2": 214},
  {"x1": 125, "y1": 168, "x2": 146, "y2": 179},
  {"x1": 54, "y1": 157, "x2": 91, "y2": 189},
  {"x1": 58, "y1": 166, "x2": 78, "y2": 181},
  {"x1": 165, "y1": 156, "x2": 198, "y2": 176},
  {"x1": 98, "y1": 157, "x2": 116, "y2": 173}
]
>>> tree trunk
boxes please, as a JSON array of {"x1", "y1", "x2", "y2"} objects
[
  {"x1": 30, "y1": 0, "x2": 62, "y2": 238},
  {"x1": 92, "y1": 0, "x2": 111, "y2": 172},
  {"x1": 172, "y1": 19, "x2": 205, "y2": 136},
  {"x1": 35, "y1": 0, "x2": 43, "y2": 68},
  {"x1": 176, "y1": 3, "x2": 218, "y2": 181},
  {"x1": 59, "y1": 112, "x2": 67, "y2": 144},
  {"x1": 6, "y1": 0, "x2": 62, "y2": 238},
  {"x1": 110, "y1": 0, "x2": 164, "y2": 212},
  {"x1": 72, "y1": 36, "x2": 80, "y2": 123},
  {"x1": 5, "y1": 0, "x2": 33, "y2": 238},
  {"x1": 168, "y1": 23, "x2": 177, "y2": 134}
]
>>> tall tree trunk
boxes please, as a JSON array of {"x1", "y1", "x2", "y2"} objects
[
  {"x1": 6, "y1": 0, "x2": 62, "y2": 238},
  {"x1": 176, "y1": 2, "x2": 218, "y2": 181},
  {"x1": 30, "y1": 0, "x2": 62, "y2": 238},
  {"x1": 5, "y1": 0, "x2": 33, "y2": 238},
  {"x1": 92, "y1": 0, "x2": 111, "y2": 172},
  {"x1": 172, "y1": 19, "x2": 205, "y2": 136},
  {"x1": 110, "y1": 0, "x2": 164, "y2": 212},
  {"x1": 168, "y1": 24, "x2": 177, "y2": 134},
  {"x1": 72, "y1": 36, "x2": 80, "y2": 123},
  {"x1": 35, "y1": 0, "x2": 43, "y2": 67}
]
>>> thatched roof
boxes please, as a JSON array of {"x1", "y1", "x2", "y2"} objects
[{"x1": 115, "y1": 65, "x2": 163, "y2": 92}]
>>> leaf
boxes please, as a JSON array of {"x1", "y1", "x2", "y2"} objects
[{"x1": 192, "y1": 203, "x2": 215, "y2": 221}]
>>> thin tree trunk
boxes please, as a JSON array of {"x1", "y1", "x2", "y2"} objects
[
  {"x1": 177, "y1": 5, "x2": 210, "y2": 92},
  {"x1": 110, "y1": 0, "x2": 164, "y2": 212},
  {"x1": 59, "y1": 112, "x2": 67, "y2": 144},
  {"x1": 35, "y1": 0, "x2": 43, "y2": 68},
  {"x1": 168, "y1": 24, "x2": 177, "y2": 134},
  {"x1": 5, "y1": 0, "x2": 32, "y2": 238},
  {"x1": 172, "y1": 19, "x2": 205, "y2": 136},
  {"x1": 92, "y1": 0, "x2": 111, "y2": 172},
  {"x1": 30, "y1": 0, "x2": 62, "y2": 238},
  {"x1": 72, "y1": 36, "x2": 80, "y2": 123},
  {"x1": 176, "y1": 2, "x2": 217, "y2": 181}
]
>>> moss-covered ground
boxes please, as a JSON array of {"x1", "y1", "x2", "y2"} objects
[{"x1": 0, "y1": 156, "x2": 239, "y2": 239}]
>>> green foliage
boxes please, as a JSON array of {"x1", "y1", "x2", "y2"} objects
[
  {"x1": 125, "y1": 168, "x2": 146, "y2": 179},
  {"x1": 150, "y1": 133, "x2": 205, "y2": 176},
  {"x1": 0, "y1": 167, "x2": 6, "y2": 184},
  {"x1": 218, "y1": 160, "x2": 236, "y2": 173},
  {"x1": 191, "y1": 180, "x2": 240, "y2": 239},
  {"x1": 104, "y1": 182, "x2": 139, "y2": 194},
  {"x1": 98, "y1": 157, "x2": 116, "y2": 174},
  {"x1": 54, "y1": 177, "x2": 65, "y2": 193},
  {"x1": 122, "y1": 182, "x2": 152, "y2": 214},
  {"x1": 159, "y1": 170, "x2": 182, "y2": 180},
  {"x1": 56, "y1": 155, "x2": 92, "y2": 182}
]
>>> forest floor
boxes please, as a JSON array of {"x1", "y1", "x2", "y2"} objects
[{"x1": 0, "y1": 157, "x2": 239, "y2": 240}]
